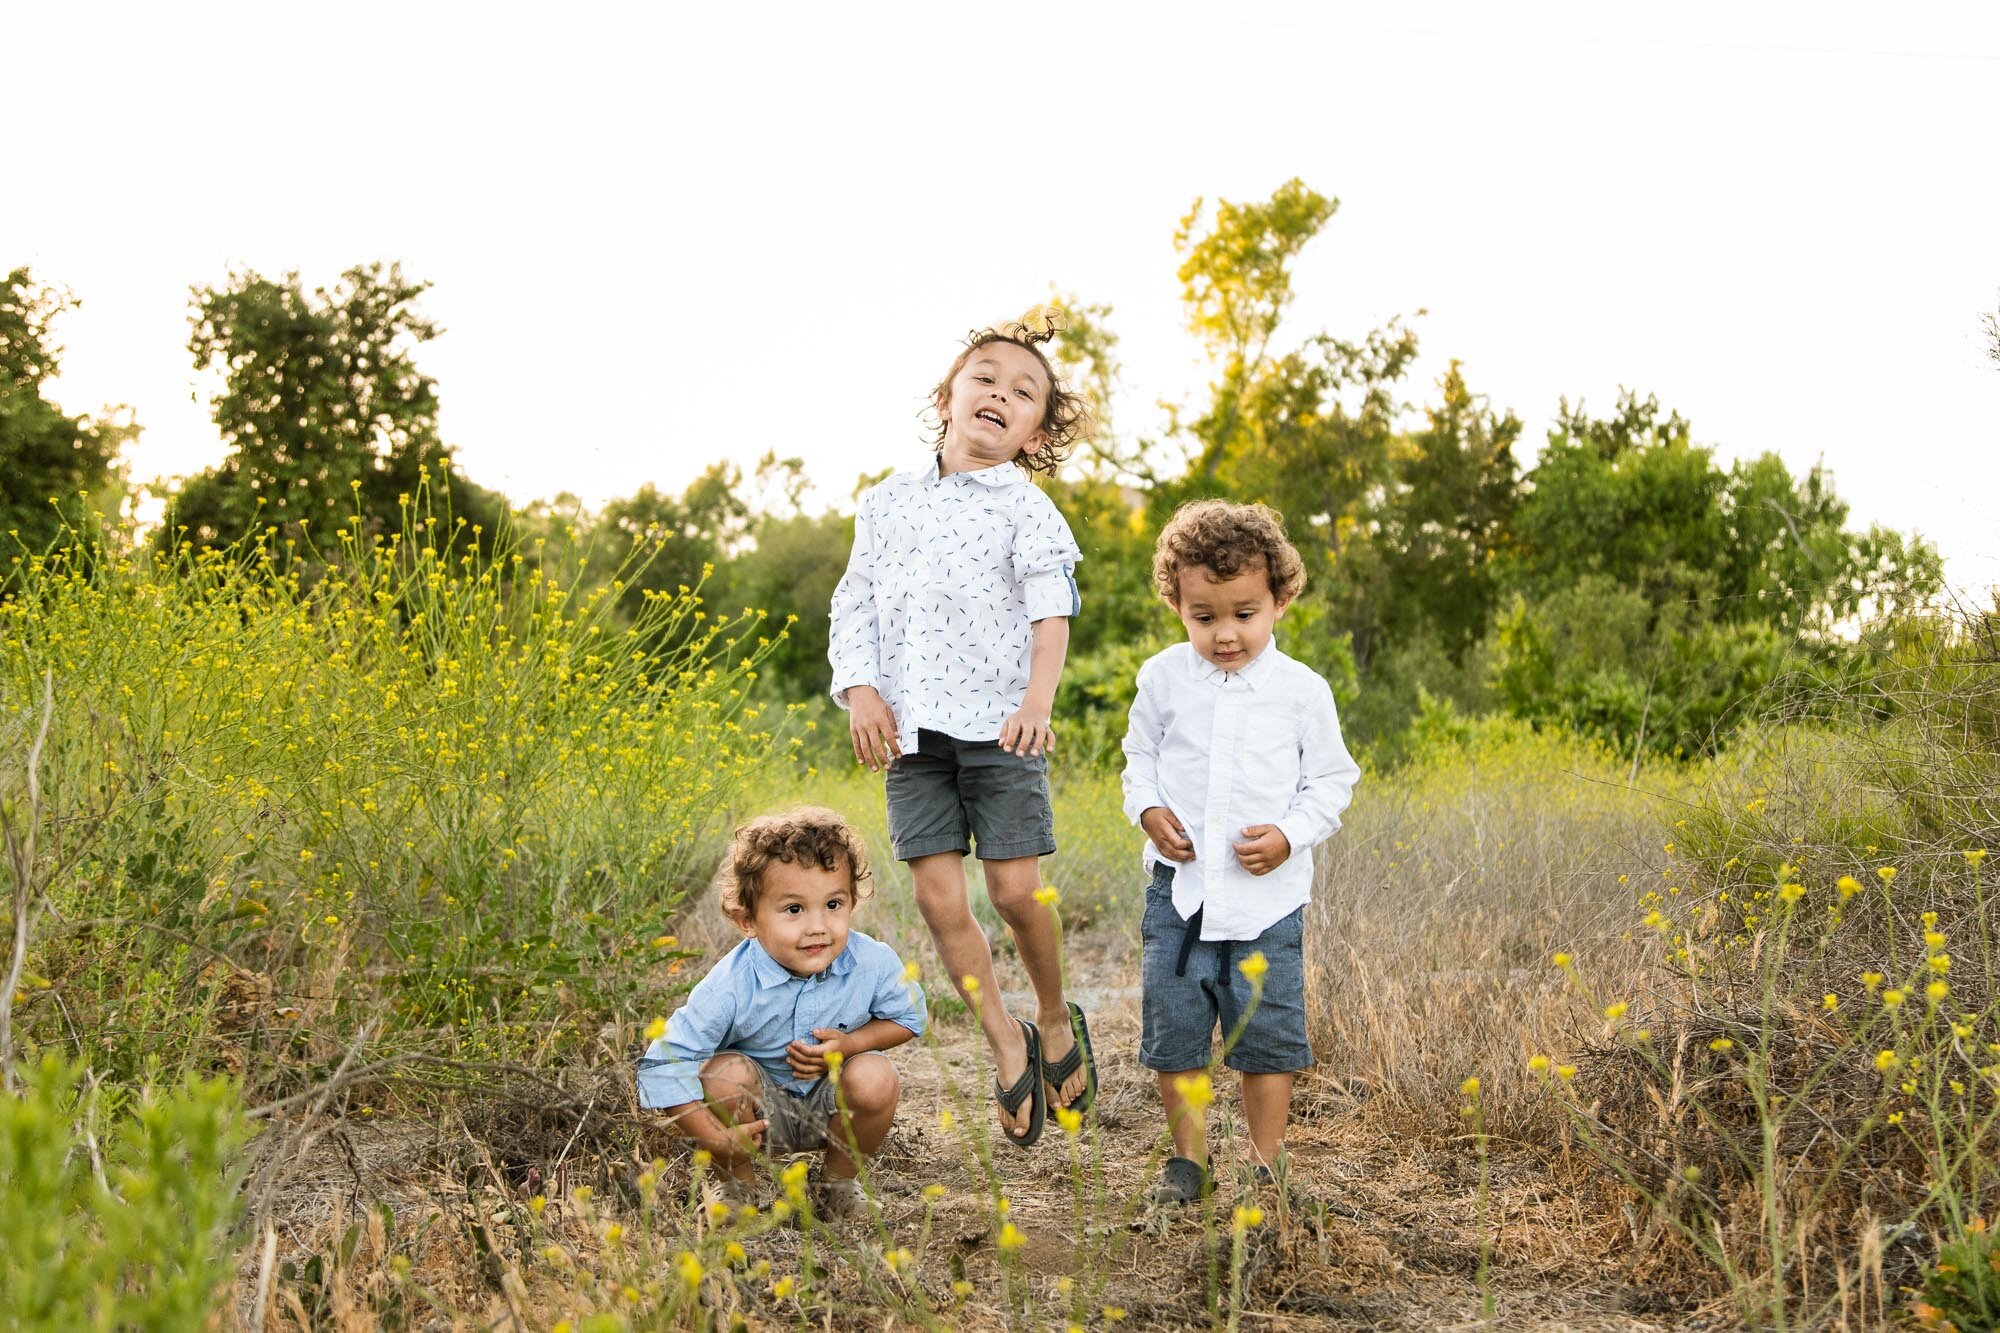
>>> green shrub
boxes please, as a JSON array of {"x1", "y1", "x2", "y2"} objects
[{"x1": 0, "y1": 1055, "x2": 249, "y2": 1331}]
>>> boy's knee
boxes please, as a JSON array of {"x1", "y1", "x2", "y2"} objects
[
  {"x1": 839, "y1": 1053, "x2": 899, "y2": 1111},
  {"x1": 985, "y1": 874, "x2": 1038, "y2": 921},
  {"x1": 912, "y1": 876, "x2": 972, "y2": 925},
  {"x1": 699, "y1": 1053, "x2": 760, "y2": 1116}
]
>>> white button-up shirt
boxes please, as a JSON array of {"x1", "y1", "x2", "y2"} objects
[
  {"x1": 1120, "y1": 640, "x2": 1360, "y2": 940},
  {"x1": 829, "y1": 456, "x2": 1081, "y2": 743}
]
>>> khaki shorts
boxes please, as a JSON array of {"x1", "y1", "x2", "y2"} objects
[{"x1": 745, "y1": 1060, "x2": 839, "y2": 1155}]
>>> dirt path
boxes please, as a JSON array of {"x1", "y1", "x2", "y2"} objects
[{"x1": 850, "y1": 936, "x2": 1684, "y2": 1331}]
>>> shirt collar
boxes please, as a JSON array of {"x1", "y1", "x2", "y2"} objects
[
  {"x1": 743, "y1": 935, "x2": 857, "y2": 988},
  {"x1": 923, "y1": 452, "x2": 1027, "y2": 488},
  {"x1": 1186, "y1": 638, "x2": 1282, "y2": 689}
]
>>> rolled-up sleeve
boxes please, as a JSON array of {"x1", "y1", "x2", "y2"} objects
[
  {"x1": 1120, "y1": 662, "x2": 1167, "y2": 826},
  {"x1": 870, "y1": 950, "x2": 928, "y2": 1039},
  {"x1": 1276, "y1": 678, "x2": 1360, "y2": 858},
  {"x1": 635, "y1": 977, "x2": 734, "y2": 1109},
  {"x1": 1013, "y1": 492, "x2": 1082, "y2": 623},
  {"x1": 828, "y1": 493, "x2": 882, "y2": 706}
]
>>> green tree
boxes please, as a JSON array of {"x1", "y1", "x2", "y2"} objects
[
  {"x1": 0, "y1": 269, "x2": 128, "y2": 550},
  {"x1": 595, "y1": 461, "x2": 753, "y2": 609},
  {"x1": 1491, "y1": 393, "x2": 1940, "y2": 755},
  {"x1": 165, "y1": 263, "x2": 500, "y2": 552}
]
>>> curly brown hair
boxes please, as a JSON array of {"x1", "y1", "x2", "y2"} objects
[
  {"x1": 928, "y1": 307, "x2": 1092, "y2": 477},
  {"x1": 1153, "y1": 499, "x2": 1308, "y2": 605},
  {"x1": 716, "y1": 807, "x2": 874, "y2": 924}
]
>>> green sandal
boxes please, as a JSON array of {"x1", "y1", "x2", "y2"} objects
[{"x1": 994, "y1": 1019, "x2": 1046, "y2": 1148}]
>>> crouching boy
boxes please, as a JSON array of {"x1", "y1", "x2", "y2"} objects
[
  {"x1": 637, "y1": 808, "x2": 926, "y2": 1217},
  {"x1": 1121, "y1": 501, "x2": 1360, "y2": 1203}
]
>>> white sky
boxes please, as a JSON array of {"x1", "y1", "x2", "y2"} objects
[{"x1": 10, "y1": 1, "x2": 2000, "y2": 593}]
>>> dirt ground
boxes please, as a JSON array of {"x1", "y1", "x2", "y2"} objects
[{"x1": 252, "y1": 926, "x2": 1725, "y2": 1331}]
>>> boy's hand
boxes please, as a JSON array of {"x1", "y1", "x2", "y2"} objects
[
  {"x1": 786, "y1": 1028, "x2": 848, "y2": 1080},
  {"x1": 999, "y1": 704, "x2": 1054, "y2": 758},
  {"x1": 708, "y1": 1118, "x2": 769, "y2": 1164},
  {"x1": 1233, "y1": 824, "x2": 1291, "y2": 876},
  {"x1": 846, "y1": 686, "x2": 901, "y2": 772},
  {"x1": 1141, "y1": 806, "x2": 1195, "y2": 862}
]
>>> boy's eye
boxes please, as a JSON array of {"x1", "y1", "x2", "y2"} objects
[
  {"x1": 782, "y1": 903, "x2": 803, "y2": 915},
  {"x1": 826, "y1": 898, "x2": 844, "y2": 911},
  {"x1": 974, "y1": 375, "x2": 993, "y2": 384},
  {"x1": 1194, "y1": 614, "x2": 1212, "y2": 623},
  {"x1": 1015, "y1": 388, "x2": 1034, "y2": 400}
]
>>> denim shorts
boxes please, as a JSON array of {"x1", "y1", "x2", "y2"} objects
[
  {"x1": 1139, "y1": 863, "x2": 1314, "y2": 1074},
  {"x1": 885, "y1": 728, "x2": 1055, "y2": 862}
]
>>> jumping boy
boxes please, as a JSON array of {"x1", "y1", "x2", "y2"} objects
[
  {"x1": 1120, "y1": 500, "x2": 1360, "y2": 1202},
  {"x1": 636, "y1": 808, "x2": 925, "y2": 1218}
]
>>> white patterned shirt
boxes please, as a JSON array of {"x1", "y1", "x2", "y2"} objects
[
  {"x1": 1120, "y1": 640, "x2": 1360, "y2": 941},
  {"x1": 829, "y1": 456, "x2": 1082, "y2": 742}
]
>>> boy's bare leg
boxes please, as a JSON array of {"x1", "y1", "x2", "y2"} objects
[
  {"x1": 696, "y1": 1054, "x2": 763, "y2": 1181},
  {"x1": 1156, "y1": 1069, "x2": 1210, "y2": 1164},
  {"x1": 822, "y1": 1052, "x2": 899, "y2": 1180},
  {"x1": 1241, "y1": 1072, "x2": 1295, "y2": 1168},
  {"x1": 984, "y1": 854, "x2": 1084, "y2": 1107},
  {"x1": 909, "y1": 851, "x2": 1035, "y2": 1139}
]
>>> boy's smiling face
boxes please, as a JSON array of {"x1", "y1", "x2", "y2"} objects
[
  {"x1": 1172, "y1": 561, "x2": 1288, "y2": 672},
  {"x1": 736, "y1": 857, "x2": 854, "y2": 977},
  {"x1": 938, "y1": 340, "x2": 1050, "y2": 474}
]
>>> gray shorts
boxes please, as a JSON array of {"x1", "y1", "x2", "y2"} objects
[
  {"x1": 885, "y1": 728, "x2": 1055, "y2": 862},
  {"x1": 745, "y1": 1059, "x2": 839, "y2": 1155},
  {"x1": 1139, "y1": 864, "x2": 1314, "y2": 1075}
]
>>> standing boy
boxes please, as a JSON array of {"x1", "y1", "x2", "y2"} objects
[{"x1": 1120, "y1": 500, "x2": 1360, "y2": 1202}]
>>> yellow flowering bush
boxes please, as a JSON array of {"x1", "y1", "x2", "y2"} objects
[{"x1": 0, "y1": 488, "x2": 791, "y2": 1084}]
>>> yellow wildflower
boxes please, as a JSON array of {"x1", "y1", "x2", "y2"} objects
[
  {"x1": 1528, "y1": 1054, "x2": 1551, "y2": 1074},
  {"x1": 997, "y1": 1221, "x2": 1026, "y2": 1252},
  {"x1": 677, "y1": 1251, "x2": 704, "y2": 1288},
  {"x1": 1877, "y1": 866, "x2": 1897, "y2": 884},
  {"x1": 1033, "y1": 886, "x2": 1060, "y2": 906},
  {"x1": 1173, "y1": 1073, "x2": 1215, "y2": 1111},
  {"x1": 1238, "y1": 951, "x2": 1270, "y2": 983},
  {"x1": 1460, "y1": 1076, "x2": 1481, "y2": 1097},
  {"x1": 1837, "y1": 875, "x2": 1862, "y2": 900},
  {"x1": 772, "y1": 1275, "x2": 797, "y2": 1299},
  {"x1": 1552, "y1": 952, "x2": 1573, "y2": 969},
  {"x1": 1883, "y1": 988, "x2": 1906, "y2": 1008},
  {"x1": 1604, "y1": 1002, "x2": 1628, "y2": 1021},
  {"x1": 1965, "y1": 849, "x2": 1987, "y2": 867},
  {"x1": 644, "y1": 1016, "x2": 667, "y2": 1042},
  {"x1": 1874, "y1": 1049, "x2": 1900, "y2": 1072}
]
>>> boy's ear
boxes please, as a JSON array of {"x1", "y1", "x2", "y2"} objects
[
  {"x1": 725, "y1": 907, "x2": 756, "y2": 937},
  {"x1": 1274, "y1": 596, "x2": 1291, "y2": 619}
]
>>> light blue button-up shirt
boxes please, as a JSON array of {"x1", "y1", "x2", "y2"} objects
[{"x1": 635, "y1": 930, "x2": 927, "y2": 1109}]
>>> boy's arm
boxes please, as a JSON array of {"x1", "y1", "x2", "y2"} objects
[
  {"x1": 656, "y1": 1100, "x2": 769, "y2": 1163},
  {"x1": 1275, "y1": 678, "x2": 1361, "y2": 858},
  {"x1": 637, "y1": 982, "x2": 769, "y2": 1163},
  {"x1": 828, "y1": 493, "x2": 883, "y2": 708},
  {"x1": 1122, "y1": 661, "x2": 1195, "y2": 862},
  {"x1": 1000, "y1": 615, "x2": 1068, "y2": 758}
]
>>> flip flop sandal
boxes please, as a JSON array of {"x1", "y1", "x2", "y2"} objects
[
  {"x1": 993, "y1": 1019, "x2": 1045, "y2": 1149},
  {"x1": 1149, "y1": 1156, "x2": 1212, "y2": 1206},
  {"x1": 1042, "y1": 1001, "x2": 1099, "y2": 1116}
]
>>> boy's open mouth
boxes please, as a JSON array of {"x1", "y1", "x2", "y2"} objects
[{"x1": 974, "y1": 408, "x2": 1006, "y2": 429}]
